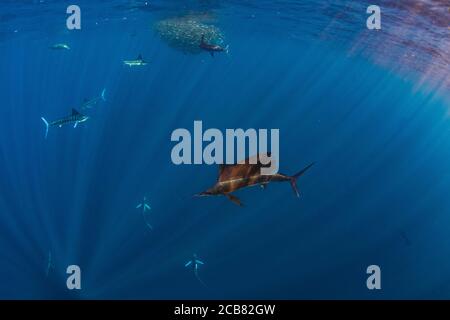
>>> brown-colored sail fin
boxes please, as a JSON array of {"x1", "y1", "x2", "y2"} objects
[
  {"x1": 218, "y1": 153, "x2": 273, "y2": 182},
  {"x1": 218, "y1": 164, "x2": 236, "y2": 182},
  {"x1": 218, "y1": 164, "x2": 228, "y2": 176},
  {"x1": 237, "y1": 152, "x2": 272, "y2": 166},
  {"x1": 218, "y1": 164, "x2": 256, "y2": 182}
]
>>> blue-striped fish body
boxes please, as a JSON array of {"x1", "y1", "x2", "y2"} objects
[{"x1": 41, "y1": 109, "x2": 89, "y2": 139}]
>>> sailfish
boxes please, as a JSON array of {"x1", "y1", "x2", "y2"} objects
[{"x1": 196, "y1": 153, "x2": 314, "y2": 206}]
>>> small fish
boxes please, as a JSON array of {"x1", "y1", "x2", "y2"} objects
[
  {"x1": 81, "y1": 88, "x2": 106, "y2": 109},
  {"x1": 199, "y1": 35, "x2": 228, "y2": 57},
  {"x1": 50, "y1": 43, "x2": 70, "y2": 50},
  {"x1": 123, "y1": 54, "x2": 147, "y2": 66},
  {"x1": 46, "y1": 251, "x2": 54, "y2": 277},
  {"x1": 136, "y1": 197, "x2": 153, "y2": 231},
  {"x1": 185, "y1": 254, "x2": 206, "y2": 287},
  {"x1": 41, "y1": 109, "x2": 89, "y2": 139},
  {"x1": 136, "y1": 197, "x2": 151, "y2": 213},
  {"x1": 196, "y1": 153, "x2": 314, "y2": 206}
]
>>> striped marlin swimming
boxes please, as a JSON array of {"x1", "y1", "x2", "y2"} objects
[
  {"x1": 123, "y1": 54, "x2": 147, "y2": 67},
  {"x1": 81, "y1": 88, "x2": 106, "y2": 110},
  {"x1": 41, "y1": 109, "x2": 89, "y2": 139},
  {"x1": 196, "y1": 153, "x2": 314, "y2": 206}
]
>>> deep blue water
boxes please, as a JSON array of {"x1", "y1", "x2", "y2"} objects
[{"x1": 0, "y1": 0, "x2": 449, "y2": 299}]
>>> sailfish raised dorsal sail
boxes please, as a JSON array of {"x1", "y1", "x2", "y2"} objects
[{"x1": 217, "y1": 153, "x2": 274, "y2": 182}]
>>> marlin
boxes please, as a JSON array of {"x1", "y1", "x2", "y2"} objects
[
  {"x1": 196, "y1": 154, "x2": 314, "y2": 206},
  {"x1": 41, "y1": 109, "x2": 89, "y2": 139},
  {"x1": 50, "y1": 43, "x2": 70, "y2": 50},
  {"x1": 199, "y1": 35, "x2": 229, "y2": 57},
  {"x1": 123, "y1": 54, "x2": 147, "y2": 66},
  {"x1": 81, "y1": 88, "x2": 106, "y2": 110}
]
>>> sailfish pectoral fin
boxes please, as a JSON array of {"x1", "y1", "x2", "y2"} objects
[{"x1": 225, "y1": 193, "x2": 243, "y2": 207}]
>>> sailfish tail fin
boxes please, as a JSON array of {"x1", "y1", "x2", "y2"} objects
[
  {"x1": 290, "y1": 162, "x2": 315, "y2": 197},
  {"x1": 41, "y1": 117, "x2": 49, "y2": 139}
]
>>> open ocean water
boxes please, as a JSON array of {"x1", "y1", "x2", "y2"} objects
[{"x1": 0, "y1": 0, "x2": 449, "y2": 299}]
